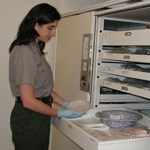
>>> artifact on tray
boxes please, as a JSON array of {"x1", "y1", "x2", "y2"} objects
[
  {"x1": 95, "y1": 110, "x2": 143, "y2": 129},
  {"x1": 67, "y1": 99, "x2": 91, "y2": 112},
  {"x1": 121, "y1": 62, "x2": 143, "y2": 71},
  {"x1": 121, "y1": 127, "x2": 150, "y2": 137},
  {"x1": 107, "y1": 46, "x2": 131, "y2": 54}
]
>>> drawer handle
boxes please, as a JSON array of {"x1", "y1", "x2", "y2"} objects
[
  {"x1": 68, "y1": 123, "x2": 73, "y2": 129},
  {"x1": 125, "y1": 32, "x2": 132, "y2": 36},
  {"x1": 121, "y1": 86, "x2": 128, "y2": 91},
  {"x1": 123, "y1": 55, "x2": 130, "y2": 59}
]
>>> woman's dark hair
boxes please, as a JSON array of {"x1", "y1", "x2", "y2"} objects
[{"x1": 9, "y1": 3, "x2": 61, "y2": 54}]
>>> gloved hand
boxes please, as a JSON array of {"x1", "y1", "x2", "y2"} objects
[
  {"x1": 57, "y1": 110, "x2": 86, "y2": 119},
  {"x1": 61, "y1": 101, "x2": 69, "y2": 108}
]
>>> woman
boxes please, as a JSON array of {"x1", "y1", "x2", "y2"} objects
[{"x1": 9, "y1": 3, "x2": 85, "y2": 150}]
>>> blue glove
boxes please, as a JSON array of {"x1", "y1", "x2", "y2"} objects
[
  {"x1": 61, "y1": 101, "x2": 69, "y2": 108},
  {"x1": 57, "y1": 110, "x2": 86, "y2": 118}
]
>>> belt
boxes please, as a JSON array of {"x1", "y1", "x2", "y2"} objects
[{"x1": 16, "y1": 95, "x2": 53, "y2": 104}]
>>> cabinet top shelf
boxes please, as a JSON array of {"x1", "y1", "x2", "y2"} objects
[{"x1": 95, "y1": 1, "x2": 150, "y2": 22}]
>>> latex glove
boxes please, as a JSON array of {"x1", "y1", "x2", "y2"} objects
[
  {"x1": 61, "y1": 101, "x2": 69, "y2": 108},
  {"x1": 57, "y1": 110, "x2": 86, "y2": 119}
]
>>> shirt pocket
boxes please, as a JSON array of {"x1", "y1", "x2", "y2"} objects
[
  {"x1": 36, "y1": 64, "x2": 49, "y2": 86},
  {"x1": 37, "y1": 62, "x2": 50, "y2": 79},
  {"x1": 37, "y1": 63, "x2": 47, "y2": 74}
]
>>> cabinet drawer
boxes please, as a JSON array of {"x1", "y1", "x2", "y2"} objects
[
  {"x1": 100, "y1": 52, "x2": 150, "y2": 63},
  {"x1": 100, "y1": 66, "x2": 150, "y2": 81},
  {"x1": 100, "y1": 79, "x2": 150, "y2": 99},
  {"x1": 102, "y1": 29, "x2": 150, "y2": 45}
]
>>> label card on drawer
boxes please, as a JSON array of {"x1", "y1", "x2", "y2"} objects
[{"x1": 123, "y1": 55, "x2": 130, "y2": 60}]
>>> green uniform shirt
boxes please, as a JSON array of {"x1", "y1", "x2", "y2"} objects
[{"x1": 9, "y1": 43, "x2": 54, "y2": 98}]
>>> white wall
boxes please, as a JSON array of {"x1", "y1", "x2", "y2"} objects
[
  {"x1": 57, "y1": 0, "x2": 107, "y2": 14},
  {"x1": 0, "y1": 1, "x2": 57, "y2": 150}
]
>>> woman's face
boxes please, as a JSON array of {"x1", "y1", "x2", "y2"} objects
[{"x1": 34, "y1": 20, "x2": 59, "y2": 42}]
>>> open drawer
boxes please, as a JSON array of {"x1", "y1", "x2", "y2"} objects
[{"x1": 52, "y1": 107, "x2": 150, "y2": 150}]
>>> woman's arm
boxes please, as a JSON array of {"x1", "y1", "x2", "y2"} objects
[
  {"x1": 19, "y1": 83, "x2": 58, "y2": 117},
  {"x1": 51, "y1": 90, "x2": 66, "y2": 106},
  {"x1": 19, "y1": 84, "x2": 85, "y2": 118}
]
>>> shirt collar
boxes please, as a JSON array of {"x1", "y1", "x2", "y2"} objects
[{"x1": 29, "y1": 42, "x2": 42, "y2": 55}]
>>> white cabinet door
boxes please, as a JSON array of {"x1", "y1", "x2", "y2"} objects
[{"x1": 54, "y1": 12, "x2": 95, "y2": 101}]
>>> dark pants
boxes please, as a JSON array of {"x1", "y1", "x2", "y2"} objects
[{"x1": 10, "y1": 97, "x2": 52, "y2": 150}]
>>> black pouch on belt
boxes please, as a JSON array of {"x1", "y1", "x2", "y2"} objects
[{"x1": 16, "y1": 96, "x2": 53, "y2": 106}]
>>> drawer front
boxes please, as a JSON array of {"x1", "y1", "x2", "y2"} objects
[{"x1": 102, "y1": 29, "x2": 150, "y2": 45}]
